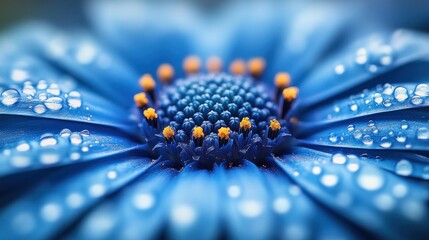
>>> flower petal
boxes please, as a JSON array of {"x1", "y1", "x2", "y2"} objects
[
  {"x1": 296, "y1": 29, "x2": 429, "y2": 111},
  {"x1": 275, "y1": 147, "x2": 429, "y2": 239},
  {"x1": 0, "y1": 115, "x2": 140, "y2": 178},
  {"x1": 4, "y1": 23, "x2": 141, "y2": 108},
  {"x1": 0, "y1": 48, "x2": 136, "y2": 132},
  {"x1": 0, "y1": 156, "x2": 153, "y2": 240}
]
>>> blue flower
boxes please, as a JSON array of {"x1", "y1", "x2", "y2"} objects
[{"x1": 1, "y1": 1, "x2": 429, "y2": 239}]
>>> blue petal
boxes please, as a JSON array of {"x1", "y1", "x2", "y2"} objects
[
  {"x1": 275, "y1": 147, "x2": 429, "y2": 239},
  {"x1": 218, "y1": 161, "x2": 274, "y2": 239},
  {"x1": 0, "y1": 115, "x2": 140, "y2": 178},
  {"x1": 296, "y1": 29, "x2": 429, "y2": 111},
  {"x1": 297, "y1": 109, "x2": 429, "y2": 152},
  {"x1": 0, "y1": 49, "x2": 136, "y2": 132},
  {"x1": 64, "y1": 165, "x2": 177, "y2": 240},
  {"x1": 3, "y1": 23, "x2": 141, "y2": 109},
  {"x1": 0, "y1": 156, "x2": 153, "y2": 240}
]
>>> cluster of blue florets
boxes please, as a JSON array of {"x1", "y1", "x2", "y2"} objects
[{"x1": 140, "y1": 73, "x2": 291, "y2": 169}]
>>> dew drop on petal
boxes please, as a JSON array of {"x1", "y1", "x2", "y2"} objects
[
  {"x1": 320, "y1": 174, "x2": 339, "y2": 187},
  {"x1": 395, "y1": 160, "x2": 413, "y2": 176},
  {"x1": 67, "y1": 91, "x2": 82, "y2": 108},
  {"x1": 383, "y1": 83, "x2": 394, "y2": 95},
  {"x1": 401, "y1": 120, "x2": 408, "y2": 130},
  {"x1": 329, "y1": 133, "x2": 338, "y2": 143},
  {"x1": 40, "y1": 136, "x2": 58, "y2": 147},
  {"x1": 417, "y1": 127, "x2": 429, "y2": 140},
  {"x1": 60, "y1": 128, "x2": 72, "y2": 137},
  {"x1": 379, "y1": 137, "x2": 392, "y2": 148},
  {"x1": 334, "y1": 64, "x2": 345, "y2": 75},
  {"x1": 353, "y1": 130, "x2": 363, "y2": 139},
  {"x1": 46, "y1": 83, "x2": 61, "y2": 96},
  {"x1": 393, "y1": 87, "x2": 408, "y2": 102},
  {"x1": 362, "y1": 135, "x2": 373, "y2": 146},
  {"x1": 414, "y1": 84, "x2": 429, "y2": 97},
  {"x1": 347, "y1": 124, "x2": 355, "y2": 132},
  {"x1": 44, "y1": 97, "x2": 63, "y2": 111},
  {"x1": 422, "y1": 166, "x2": 429, "y2": 180},
  {"x1": 332, "y1": 153, "x2": 346, "y2": 165},
  {"x1": 70, "y1": 133, "x2": 83, "y2": 145},
  {"x1": 373, "y1": 93, "x2": 383, "y2": 104},
  {"x1": 16, "y1": 142, "x2": 30, "y2": 152},
  {"x1": 1, "y1": 89, "x2": 20, "y2": 106},
  {"x1": 411, "y1": 96, "x2": 424, "y2": 105},
  {"x1": 396, "y1": 132, "x2": 407, "y2": 143},
  {"x1": 33, "y1": 104, "x2": 46, "y2": 114},
  {"x1": 357, "y1": 166, "x2": 384, "y2": 191}
]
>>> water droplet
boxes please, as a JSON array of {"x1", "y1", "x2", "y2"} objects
[
  {"x1": 393, "y1": 87, "x2": 408, "y2": 102},
  {"x1": 1, "y1": 89, "x2": 20, "y2": 106},
  {"x1": 16, "y1": 142, "x2": 31, "y2": 152},
  {"x1": 347, "y1": 155, "x2": 360, "y2": 172},
  {"x1": 329, "y1": 133, "x2": 338, "y2": 143},
  {"x1": 383, "y1": 83, "x2": 394, "y2": 95},
  {"x1": 60, "y1": 129, "x2": 72, "y2": 137},
  {"x1": 357, "y1": 166, "x2": 384, "y2": 191},
  {"x1": 22, "y1": 84, "x2": 36, "y2": 97},
  {"x1": 383, "y1": 99, "x2": 392, "y2": 107},
  {"x1": 33, "y1": 104, "x2": 46, "y2": 114},
  {"x1": 333, "y1": 105, "x2": 340, "y2": 113},
  {"x1": 355, "y1": 48, "x2": 368, "y2": 65},
  {"x1": 37, "y1": 80, "x2": 48, "y2": 90},
  {"x1": 38, "y1": 92, "x2": 48, "y2": 101},
  {"x1": 133, "y1": 193, "x2": 155, "y2": 210},
  {"x1": 320, "y1": 174, "x2": 339, "y2": 187},
  {"x1": 401, "y1": 120, "x2": 408, "y2": 130},
  {"x1": 362, "y1": 135, "x2": 373, "y2": 146},
  {"x1": 373, "y1": 93, "x2": 383, "y2": 104},
  {"x1": 11, "y1": 69, "x2": 29, "y2": 82},
  {"x1": 349, "y1": 102, "x2": 358, "y2": 112},
  {"x1": 44, "y1": 97, "x2": 63, "y2": 111},
  {"x1": 46, "y1": 83, "x2": 61, "y2": 96},
  {"x1": 353, "y1": 130, "x2": 363, "y2": 139},
  {"x1": 312, "y1": 166, "x2": 322, "y2": 175},
  {"x1": 380, "y1": 137, "x2": 392, "y2": 148},
  {"x1": 332, "y1": 153, "x2": 347, "y2": 165},
  {"x1": 70, "y1": 133, "x2": 83, "y2": 145},
  {"x1": 396, "y1": 132, "x2": 406, "y2": 143},
  {"x1": 80, "y1": 130, "x2": 90, "y2": 136},
  {"x1": 378, "y1": 45, "x2": 394, "y2": 66},
  {"x1": 395, "y1": 160, "x2": 413, "y2": 176},
  {"x1": 40, "y1": 136, "x2": 58, "y2": 147},
  {"x1": 347, "y1": 124, "x2": 355, "y2": 132},
  {"x1": 67, "y1": 91, "x2": 82, "y2": 108},
  {"x1": 411, "y1": 96, "x2": 424, "y2": 105},
  {"x1": 334, "y1": 64, "x2": 345, "y2": 75},
  {"x1": 414, "y1": 84, "x2": 429, "y2": 97},
  {"x1": 417, "y1": 127, "x2": 429, "y2": 140}
]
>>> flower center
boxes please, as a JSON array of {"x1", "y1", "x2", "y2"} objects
[{"x1": 134, "y1": 56, "x2": 298, "y2": 169}]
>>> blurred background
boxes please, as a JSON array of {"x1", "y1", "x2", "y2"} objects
[{"x1": 1, "y1": 0, "x2": 429, "y2": 32}]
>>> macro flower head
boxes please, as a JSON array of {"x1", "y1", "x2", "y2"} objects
[{"x1": 1, "y1": 0, "x2": 429, "y2": 239}]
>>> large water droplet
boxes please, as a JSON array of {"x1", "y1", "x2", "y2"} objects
[
  {"x1": 411, "y1": 96, "x2": 424, "y2": 105},
  {"x1": 44, "y1": 97, "x2": 63, "y2": 111},
  {"x1": 46, "y1": 83, "x2": 61, "y2": 96},
  {"x1": 357, "y1": 166, "x2": 384, "y2": 191},
  {"x1": 1, "y1": 89, "x2": 20, "y2": 106},
  {"x1": 353, "y1": 130, "x2": 363, "y2": 139},
  {"x1": 373, "y1": 93, "x2": 383, "y2": 104},
  {"x1": 67, "y1": 91, "x2": 82, "y2": 108},
  {"x1": 417, "y1": 127, "x2": 429, "y2": 140},
  {"x1": 332, "y1": 153, "x2": 347, "y2": 165},
  {"x1": 320, "y1": 174, "x2": 339, "y2": 187},
  {"x1": 395, "y1": 160, "x2": 413, "y2": 176},
  {"x1": 70, "y1": 133, "x2": 83, "y2": 145},
  {"x1": 40, "y1": 136, "x2": 58, "y2": 147},
  {"x1": 414, "y1": 84, "x2": 429, "y2": 97},
  {"x1": 33, "y1": 104, "x2": 47, "y2": 114},
  {"x1": 396, "y1": 132, "x2": 407, "y2": 143},
  {"x1": 380, "y1": 137, "x2": 392, "y2": 148},
  {"x1": 60, "y1": 129, "x2": 72, "y2": 137},
  {"x1": 393, "y1": 87, "x2": 408, "y2": 102},
  {"x1": 362, "y1": 135, "x2": 373, "y2": 146}
]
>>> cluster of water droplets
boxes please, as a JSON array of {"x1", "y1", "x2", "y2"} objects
[
  {"x1": 328, "y1": 83, "x2": 428, "y2": 120},
  {"x1": 0, "y1": 129, "x2": 96, "y2": 174},
  {"x1": 287, "y1": 152, "x2": 427, "y2": 221}
]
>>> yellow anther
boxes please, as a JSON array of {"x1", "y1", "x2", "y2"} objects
[
  {"x1": 143, "y1": 108, "x2": 158, "y2": 120},
  {"x1": 239, "y1": 117, "x2": 251, "y2": 131},
  {"x1": 134, "y1": 92, "x2": 148, "y2": 108},
  {"x1": 206, "y1": 56, "x2": 222, "y2": 73},
  {"x1": 274, "y1": 72, "x2": 291, "y2": 88},
  {"x1": 218, "y1": 127, "x2": 231, "y2": 140},
  {"x1": 248, "y1": 58, "x2": 265, "y2": 77},
  {"x1": 157, "y1": 64, "x2": 174, "y2": 83},
  {"x1": 269, "y1": 119, "x2": 281, "y2": 131},
  {"x1": 282, "y1": 87, "x2": 299, "y2": 102},
  {"x1": 193, "y1": 126, "x2": 205, "y2": 139},
  {"x1": 230, "y1": 59, "x2": 246, "y2": 75},
  {"x1": 139, "y1": 74, "x2": 156, "y2": 91},
  {"x1": 162, "y1": 126, "x2": 175, "y2": 140},
  {"x1": 183, "y1": 56, "x2": 201, "y2": 74}
]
